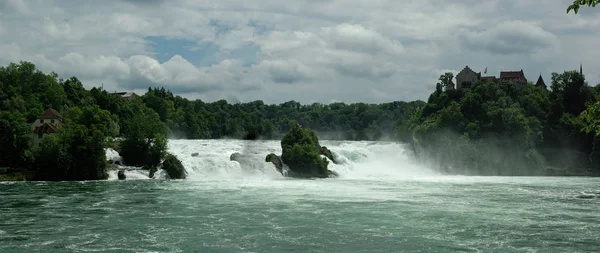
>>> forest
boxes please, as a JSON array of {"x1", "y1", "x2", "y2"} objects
[
  {"x1": 411, "y1": 70, "x2": 600, "y2": 176},
  {"x1": 0, "y1": 61, "x2": 423, "y2": 180},
  {"x1": 2, "y1": 60, "x2": 600, "y2": 180}
]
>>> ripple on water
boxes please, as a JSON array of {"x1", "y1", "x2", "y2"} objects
[{"x1": 1, "y1": 140, "x2": 600, "y2": 252}]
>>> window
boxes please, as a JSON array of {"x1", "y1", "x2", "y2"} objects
[
  {"x1": 38, "y1": 133, "x2": 43, "y2": 138},
  {"x1": 40, "y1": 119, "x2": 44, "y2": 124},
  {"x1": 51, "y1": 119, "x2": 55, "y2": 124},
  {"x1": 461, "y1": 81, "x2": 472, "y2": 89}
]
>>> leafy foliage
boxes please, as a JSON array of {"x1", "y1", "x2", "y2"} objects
[
  {"x1": 120, "y1": 105, "x2": 167, "y2": 167},
  {"x1": 2, "y1": 60, "x2": 599, "y2": 179},
  {"x1": 567, "y1": 0, "x2": 599, "y2": 13},
  {"x1": 35, "y1": 121, "x2": 108, "y2": 181},
  {"x1": 412, "y1": 70, "x2": 599, "y2": 175},
  {"x1": 280, "y1": 126, "x2": 330, "y2": 178}
]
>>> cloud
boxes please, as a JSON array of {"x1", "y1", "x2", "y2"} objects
[
  {"x1": 320, "y1": 23, "x2": 404, "y2": 55},
  {"x1": 0, "y1": 0, "x2": 31, "y2": 15},
  {"x1": 253, "y1": 23, "x2": 405, "y2": 83},
  {"x1": 259, "y1": 60, "x2": 313, "y2": 84},
  {"x1": 459, "y1": 21, "x2": 559, "y2": 55},
  {"x1": 0, "y1": 0, "x2": 598, "y2": 104}
]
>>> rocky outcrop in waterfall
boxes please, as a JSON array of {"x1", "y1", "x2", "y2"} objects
[
  {"x1": 118, "y1": 170, "x2": 126, "y2": 180},
  {"x1": 320, "y1": 146, "x2": 341, "y2": 164},
  {"x1": 265, "y1": 125, "x2": 337, "y2": 178},
  {"x1": 162, "y1": 153, "x2": 187, "y2": 179},
  {"x1": 265, "y1": 153, "x2": 283, "y2": 173},
  {"x1": 230, "y1": 152, "x2": 244, "y2": 162}
]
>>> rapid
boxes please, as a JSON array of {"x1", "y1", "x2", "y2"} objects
[{"x1": 1, "y1": 139, "x2": 599, "y2": 252}]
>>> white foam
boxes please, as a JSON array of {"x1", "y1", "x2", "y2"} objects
[
  {"x1": 167, "y1": 139, "x2": 437, "y2": 181},
  {"x1": 105, "y1": 148, "x2": 122, "y2": 164}
]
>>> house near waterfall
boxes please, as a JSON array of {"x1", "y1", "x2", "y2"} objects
[
  {"x1": 449, "y1": 65, "x2": 548, "y2": 91},
  {"x1": 112, "y1": 91, "x2": 138, "y2": 100},
  {"x1": 31, "y1": 108, "x2": 63, "y2": 148}
]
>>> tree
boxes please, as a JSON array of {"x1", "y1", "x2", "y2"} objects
[
  {"x1": 567, "y1": 0, "x2": 599, "y2": 13},
  {"x1": 120, "y1": 106, "x2": 167, "y2": 167},
  {"x1": 438, "y1": 72, "x2": 454, "y2": 90},
  {"x1": 35, "y1": 122, "x2": 108, "y2": 181},
  {"x1": 0, "y1": 111, "x2": 34, "y2": 169}
]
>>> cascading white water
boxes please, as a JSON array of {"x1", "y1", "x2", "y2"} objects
[
  {"x1": 106, "y1": 148, "x2": 166, "y2": 180},
  {"x1": 168, "y1": 139, "x2": 284, "y2": 180},
  {"x1": 166, "y1": 139, "x2": 436, "y2": 180}
]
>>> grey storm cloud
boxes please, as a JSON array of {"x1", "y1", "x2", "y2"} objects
[{"x1": 0, "y1": 0, "x2": 599, "y2": 104}]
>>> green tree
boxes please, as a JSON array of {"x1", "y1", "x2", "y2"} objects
[
  {"x1": 120, "y1": 106, "x2": 167, "y2": 167},
  {"x1": 35, "y1": 123, "x2": 108, "y2": 181},
  {"x1": 567, "y1": 0, "x2": 599, "y2": 13},
  {"x1": 0, "y1": 111, "x2": 34, "y2": 169}
]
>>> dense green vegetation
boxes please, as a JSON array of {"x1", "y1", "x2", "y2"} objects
[
  {"x1": 34, "y1": 106, "x2": 112, "y2": 180},
  {"x1": 2, "y1": 60, "x2": 600, "y2": 179},
  {"x1": 411, "y1": 70, "x2": 600, "y2": 176},
  {"x1": 139, "y1": 87, "x2": 424, "y2": 140},
  {"x1": 567, "y1": 0, "x2": 599, "y2": 13},
  {"x1": 0, "y1": 61, "x2": 422, "y2": 180},
  {"x1": 0, "y1": 62, "x2": 174, "y2": 180},
  {"x1": 280, "y1": 125, "x2": 331, "y2": 178}
]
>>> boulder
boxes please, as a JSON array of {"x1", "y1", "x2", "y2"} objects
[
  {"x1": 117, "y1": 170, "x2": 126, "y2": 180},
  {"x1": 162, "y1": 153, "x2": 187, "y2": 179},
  {"x1": 230, "y1": 152, "x2": 243, "y2": 162},
  {"x1": 145, "y1": 165, "x2": 157, "y2": 179},
  {"x1": 265, "y1": 153, "x2": 283, "y2": 173},
  {"x1": 320, "y1": 146, "x2": 341, "y2": 164},
  {"x1": 328, "y1": 170, "x2": 339, "y2": 178},
  {"x1": 147, "y1": 166, "x2": 158, "y2": 178}
]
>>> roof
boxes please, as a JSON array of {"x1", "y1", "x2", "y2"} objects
[
  {"x1": 457, "y1": 66, "x2": 479, "y2": 77},
  {"x1": 535, "y1": 75, "x2": 547, "y2": 88},
  {"x1": 113, "y1": 92, "x2": 137, "y2": 98},
  {"x1": 480, "y1": 76, "x2": 497, "y2": 82},
  {"x1": 500, "y1": 70, "x2": 526, "y2": 79},
  {"x1": 38, "y1": 108, "x2": 63, "y2": 120},
  {"x1": 33, "y1": 123, "x2": 58, "y2": 134}
]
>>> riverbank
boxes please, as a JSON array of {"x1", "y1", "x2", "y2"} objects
[{"x1": 0, "y1": 168, "x2": 27, "y2": 181}]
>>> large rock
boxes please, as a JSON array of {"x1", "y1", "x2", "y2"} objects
[
  {"x1": 320, "y1": 146, "x2": 341, "y2": 164},
  {"x1": 265, "y1": 153, "x2": 283, "y2": 173},
  {"x1": 118, "y1": 170, "x2": 126, "y2": 180},
  {"x1": 230, "y1": 152, "x2": 243, "y2": 162},
  {"x1": 277, "y1": 125, "x2": 335, "y2": 178},
  {"x1": 148, "y1": 166, "x2": 157, "y2": 179},
  {"x1": 162, "y1": 153, "x2": 187, "y2": 179}
]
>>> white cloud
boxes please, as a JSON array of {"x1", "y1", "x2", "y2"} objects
[
  {"x1": 459, "y1": 21, "x2": 559, "y2": 55},
  {"x1": 1, "y1": 0, "x2": 31, "y2": 15},
  {"x1": 0, "y1": 0, "x2": 598, "y2": 103},
  {"x1": 320, "y1": 23, "x2": 404, "y2": 55}
]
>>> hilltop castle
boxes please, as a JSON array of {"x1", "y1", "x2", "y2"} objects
[{"x1": 448, "y1": 66, "x2": 549, "y2": 90}]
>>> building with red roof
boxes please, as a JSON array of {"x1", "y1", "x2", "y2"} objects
[{"x1": 31, "y1": 108, "x2": 64, "y2": 148}]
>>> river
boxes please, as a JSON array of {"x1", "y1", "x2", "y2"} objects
[{"x1": 1, "y1": 140, "x2": 599, "y2": 252}]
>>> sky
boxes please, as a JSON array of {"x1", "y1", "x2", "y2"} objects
[{"x1": 1, "y1": 0, "x2": 598, "y2": 104}]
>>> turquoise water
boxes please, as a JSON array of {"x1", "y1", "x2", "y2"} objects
[{"x1": 1, "y1": 177, "x2": 599, "y2": 253}]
